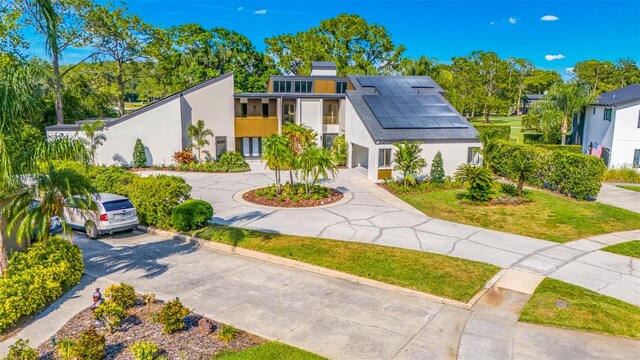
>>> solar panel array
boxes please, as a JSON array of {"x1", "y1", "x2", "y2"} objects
[{"x1": 358, "y1": 77, "x2": 468, "y2": 129}]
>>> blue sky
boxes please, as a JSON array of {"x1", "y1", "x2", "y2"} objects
[{"x1": 45, "y1": 0, "x2": 640, "y2": 75}]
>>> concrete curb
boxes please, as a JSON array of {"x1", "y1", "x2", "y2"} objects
[
  {"x1": 232, "y1": 186, "x2": 353, "y2": 210},
  {"x1": 140, "y1": 225, "x2": 501, "y2": 310}
]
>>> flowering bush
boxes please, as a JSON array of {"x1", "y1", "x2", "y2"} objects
[{"x1": 173, "y1": 149, "x2": 195, "y2": 165}]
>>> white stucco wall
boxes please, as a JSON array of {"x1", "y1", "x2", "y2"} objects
[
  {"x1": 610, "y1": 102, "x2": 640, "y2": 168},
  {"x1": 300, "y1": 99, "x2": 323, "y2": 147},
  {"x1": 582, "y1": 105, "x2": 615, "y2": 155},
  {"x1": 344, "y1": 99, "x2": 377, "y2": 180}
]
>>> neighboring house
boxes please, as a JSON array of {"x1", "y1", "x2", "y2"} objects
[
  {"x1": 572, "y1": 84, "x2": 640, "y2": 168},
  {"x1": 519, "y1": 94, "x2": 544, "y2": 115},
  {"x1": 46, "y1": 61, "x2": 481, "y2": 181}
]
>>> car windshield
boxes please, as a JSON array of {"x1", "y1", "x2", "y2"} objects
[{"x1": 102, "y1": 199, "x2": 134, "y2": 212}]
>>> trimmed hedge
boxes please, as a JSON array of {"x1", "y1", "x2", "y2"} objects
[
  {"x1": 171, "y1": 199, "x2": 214, "y2": 231},
  {"x1": 52, "y1": 161, "x2": 191, "y2": 229},
  {"x1": 538, "y1": 144, "x2": 582, "y2": 154},
  {"x1": 0, "y1": 236, "x2": 83, "y2": 333},
  {"x1": 474, "y1": 124, "x2": 511, "y2": 142},
  {"x1": 485, "y1": 141, "x2": 605, "y2": 199},
  {"x1": 523, "y1": 133, "x2": 544, "y2": 144}
]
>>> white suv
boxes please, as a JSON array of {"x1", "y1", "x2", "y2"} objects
[{"x1": 64, "y1": 193, "x2": 139, "y2": 239}]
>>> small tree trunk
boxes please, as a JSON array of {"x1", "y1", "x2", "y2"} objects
[
  {"x1": 289, "y1": 170, "x2": 294, "y2": 185},
  {"x1": 484, "y1": 104, "x2": 490, "y2": 123},
  {"x1": 52, "y1": 54, "x2": 65, "y2": 125},
  {"x1": 0, "y1": 231, "x2": 7, "y2": 275},
  {"x1": 517, "y1": 178, "x2": 524, "y2": 197},
  {"x1": 117, "y1": 61, "x2": 125, "y2": 117},
  {"x1": 561, "y1": 116, "x2": 568, "y2": 145}
]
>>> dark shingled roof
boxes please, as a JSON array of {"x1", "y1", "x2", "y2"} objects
[
  {"x1": 524, "y1": 94, "x2": 544, "y2": 101},
  {"x1": 311, "y1": 61, "x2": 337, "y2": 70},
  {"x1": 346, "y1": 75, "x2": 479, "y2": 143},
  {"x1": 594, "y1": 84, "x2": 640, "y2": 106}
]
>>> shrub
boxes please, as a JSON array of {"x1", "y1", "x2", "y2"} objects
[
  {"x1": 330, "y1": 135, "x2": 347, "y2": 166},
  {"x1": 105, "y1": 282, "x2": 136, "y2": 309},
  {"x1": 133, "y1": 138, "x2": 147, "y2": 168},
  {"x1": 5, "y1": 339, "x2": 38, "y2": 360},
  {"x1": 454, "y1": 164, "x2": 494, "y2": 202},
  {"x1": 159, "y1": 298, "x2": 190, "y2": 334},
  {"x1": 130, "y1": 340, "x2": 159, "y2": 360},
  {"x1": 171, "y1": 199, "x2": 214, "y2": 231},
  {"x1": 523, "y1": 133, "x2": 544, "y2": 144},
  {"x1": 56, "y1": 339, "x2": 77, "y2": 360},
  {"x1": 393, "y1": 141, "x2": 427, "y2": 186},
  {"x1": 500, "y1": 182, "x2": 518, "y2": 197},
  {"x1": 430, "y1": 151, "x2": 445, "y2": 184},
  {"x1": 484, "y1": 141, "x2": 605, "y2": 199},
  {"x1": 0, "y1": 236, "x2": 83, "y2": 332},
  {"x1": 127, "y1": 175, "x2": 192, "y2": 229},
  {"x1": 75, "y1": 327, "x2": 106, "y2": 360},
  {"x1": 217, "y1": 324, "x2": 237, "y2": 344},
  {"x1": 94, "y1": 300, "x2": 126, "y2": 333},
  {"x1": 93, "y1": 166, "x2": 137, "y2": 194},
  {"x1": 603, "y1": 165, "x2": 640, "y2": 183},
  {"x1": 173, "y1": 149, "x2": 195, "y2": 165},
  {"x1": 474, "y1": 124, "x2": 511, "y2": 142},
  {"x1": 143, "y1": 292, "x2": 157, "y2": 305},
  {"x1": 216, "y1": 151, "x2": 250, "y2": 171}
]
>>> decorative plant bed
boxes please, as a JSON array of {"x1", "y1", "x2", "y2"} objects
[
  {"x1": 36, "y1": 296, "x2": 263, "y2": 359},
  {"x1": 242, "y1": 184, "x2": 344, "y2": 208}
]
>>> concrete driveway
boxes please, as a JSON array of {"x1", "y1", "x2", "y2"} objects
[
  {"x1": 597, "y1": 183, "x2": 640, "y2": 213},
  {"x1": 70, "y1": 231, "x2": 639, "y2": 360}
]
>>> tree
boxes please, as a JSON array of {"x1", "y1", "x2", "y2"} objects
[
  {"x1": 186, "y1": 119, "x2": 214, "y2": 163},
  {"x1": 392, "y1": 141, "x2": 427, "y2": 186},
  {"x1": 282, "y1": 122, "x2": 316, "y2": 184},
  {"x1": 523, "y1": 69, "x2": 561, "y2": 94},
  {"x1": 330, "y1": 134, "x2": 347, "y2": 166},
  {"x1": 506, "y1": 157, "x2": 537, "y2": 197},
  {"x1": 509, "y1": 58, "x2": 534, "y2": 116},
  {"x1": 3, "y1": 166, "x2": 95, "y2": 244},
  {"x1": 532, "y1": 82, "x2": 595, "y2": 145},
  {"x1": 614, "y1": 58, "x2": 640, "y2": 88},
  {"x1": 133, "y1": 138, "x2": 146, "y2": 167},
  {"x1": 21, "y1": 0, "x2": 94, "y2": 124},
  {"x1": 266, "y1": 14, "x2": 405, "y2": 75},
  {"x1": 80, "y1": 120, "x2": 106, "y2": 164},
  {"x1": 430, "y1": 151, "x2": 445, "y2": 184},
  {"x1": 262, "y1": 134, "x2": 293, "y2": 194},
  {"x1": 454, "y1": 164, "x2": 493, "y2": 202},
  {"x1": 297, "y1": 146, "x2": 338, "y2": 194},
  {"x1": 573, "y1": 60, "x2": 616, "y2": 95},
  {"x1": 85, "y1": 3, "x2": 150, "y2": 116}
]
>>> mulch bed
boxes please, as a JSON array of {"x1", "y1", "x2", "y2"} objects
[
  {"x1": 242, "y1": 187, "x2": 344, "y2": 208},
  {"x1": 37, "y1": 299, "x2": 264, "y2": 359}
]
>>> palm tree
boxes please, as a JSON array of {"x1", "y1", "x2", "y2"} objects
[
  {"x1": 80, "y1": 120, "x2": 107, "y2": 164},
  {"x1": 392, "y1": 141, "x2": 427, "y2": 186},
  {"x1": 261, "y1": 134, "x2": 293, "y2": 194},
  {"x1": 454, "y1": 164, "x2": 494, "y2": 202},
  {"x1": 297, "y1": 146, "x2": 338, "y2": 194},
  {"x1": 3, "y1": 166, "x2": 95, "y2": 244},
  {"x1": 282, "y1": 122, "x2": 316, "y2": 184},
  {"x1": 187, "y1": 119, "x2": 214, "y2": 163},
  {"x1": 507, "y1": 157, "x2": 537, "y2": 197},
  {"x1": 532, "y1": 82, "x2": 596, "y2": 145}
]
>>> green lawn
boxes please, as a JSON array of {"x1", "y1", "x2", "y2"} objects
[
  {"x1": 520, "y1": 278, "x2": 640, "y2": 339},
  {"x1": 190, "y1": 224, "x2": 499, "y2": 302},
  {"x1": 470, "y1": 116, "x2": 524, "y2": 143},
  {"x1": 215, "y1": 342, "x2": 326, "y2": 360},
  {"x1": 398, "y1": 189, "x2": 640, "y2": 243},
  {"x1": 618, "y1": 185, "x2": 640, "y2": 192},
  {"x1": 601, "y1": 240, "x2": 640, "y2": 258}
]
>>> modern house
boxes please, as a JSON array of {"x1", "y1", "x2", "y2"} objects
[
  {"x1": 572, "y1": 84, "x2": 640, "y2": 168},
  {"x1": 46, "y1": 62, "x2": 481, "y2": 181},
  {"x1": 518, "y1": 94, "x2": 544, "y2": 115}
]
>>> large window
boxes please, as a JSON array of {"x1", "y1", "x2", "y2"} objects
[
  {"x1": 378, "y1": 149, "x2": 392, "y2": 167},
  {"x1": 216, "y1": 136, "x2": 227, "y2": 157},
  {"x1": 294, "y1": 81, "x2": 313, "y2": 93},
  {"x1": 323, "y1": 101, "x2": 339, "y2": 125},
  {"x1": 468, "y1": 147, "x2": 481, "y2": 165},
  {"x1": 336, "y1": 81, "x2": 348, "y2": 94},
  {"x1": 283, "y1": 103, "x2": 295, "y2": 123},
  {"x1": 323, "y1": 134, "x2": 337, "y2": 149},
  {"x1": 634, "y1": 149, "x2": 640, "y2": 168},
  {"x1": 603, "y1": 107, "x2": 612, "y2": 121},
  {"x1": 273, "y1": 80, "x2": 292, "y2": 93}
]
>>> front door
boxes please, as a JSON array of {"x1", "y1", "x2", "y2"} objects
[{"x1": 241, "y1": 137, "x2": 262, "y2": 157}]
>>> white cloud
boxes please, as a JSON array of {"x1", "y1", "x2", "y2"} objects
[
  {"x1": 490, "y1": 21, "x2": 495, "y2": 25},
  {"x1": 565, "y1": 67, "x2": 574, "y2": 74},
  {"x1": 237, "y1": 7, "x2": 243, "y2": 11},
  {"x1": 541, "y1": 15, "x2": 559, "y2": 21},
  {"x1": 545, "y1": 54, "x2": 566, "y2": 61},
  {"x1": 508, "y1": 17, "x2": 517, "y2": 24},
  {"x1": 254, "y1": 9, "x2": 267, "y2": 15}
]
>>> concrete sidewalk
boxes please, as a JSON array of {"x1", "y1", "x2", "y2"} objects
[{"x1": 596, "y1": 183, "x2": 640, "y2": 213}]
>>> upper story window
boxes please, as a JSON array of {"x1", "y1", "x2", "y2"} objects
[
  {"x1": 239, "y1": 103, "x2": 248, "y2": 117},
  {"x1": 603, "y1": 107, "x2": 612, "y2": 121},
  {"x1": 294, "y1": 81, "x2": 313, "y2": 93},
  {"x1": 283, "y1": 103, "x2": 295, "y2": 123},
  {"x1": 262, "y1": 103, "x2": 269, "y2": 118},
  {"x1": 323, "y1": 101, "x2": 339, "y2": 125},
  {"x1": 336, "y1": 81, "x2": 348, "y2": 94},
  {"x1": 378, "y1": 149, "x2": 392, "y2": 167},
  {"x1": 637, "y1": 110, "x2": 640, "y2": 128},
  {"x1": 273, "y1": 80, "x2": 292, "y2": 93}
]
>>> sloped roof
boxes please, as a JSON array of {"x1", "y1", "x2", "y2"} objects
[{"x1": 594, "y1": 84, "x2": 640, "y2": 106}]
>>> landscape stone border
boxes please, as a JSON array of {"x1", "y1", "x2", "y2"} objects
[
  {"x1": 139, "y1": 225, "x2": 506, "y2": 309},
  {"x1": 233, "y1": 186, "x2": 353, "y2": 210}
]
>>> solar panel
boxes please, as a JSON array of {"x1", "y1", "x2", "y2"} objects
[{"x1": 362, "y1": 94, "x2": 468, "y2": 129}]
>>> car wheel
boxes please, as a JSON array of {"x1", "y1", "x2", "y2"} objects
[{"x1": 85, "y1": 221, "x2": 99, "y2": 239}]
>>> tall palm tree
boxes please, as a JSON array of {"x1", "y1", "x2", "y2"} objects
[
  {"x1": 187, "y1": 119, "x2": 214, "y2": 163},
  {"x1": 3, "y1": 166, "x2": 95, "y2": 244},
  {"x1": 80, "y1": 120, "x2": 107, "y2": 165},
  {"x1": 392, "y1": 141, "x2": 427, "y2": 186},
  {"x1": 507, "y1": 157, "x2": 537, "y2": 197},
  {"x1": 532, "y1": 82, "x2": 596, "y2": 145},
  {"x1": 297, "y1": 146, "x2": 338, "y2": 194},
  {"x1": 261, "y1": 134, "x2": 293, "y2": 194},
  {"x1": 282, "y1": 122, "x2": 316, "y2": 184}
]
